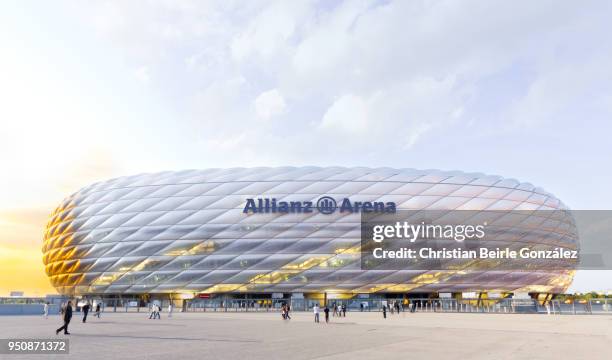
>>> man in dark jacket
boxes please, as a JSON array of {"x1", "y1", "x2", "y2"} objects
[
  {"x1": 323, "y1": 305, "x2": 330, "y2": 323},
  {"x1": 82, "y1": 302, "x2": 91, "y2": 323},
  {"x1": 56, "y1": 301, "x2": 73, "y2": 335}
]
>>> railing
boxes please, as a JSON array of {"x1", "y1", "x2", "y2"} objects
[
  {"x1": 1, "y1": 297, "x2": 609, "y2": 315},
  {"x1": 183, "y1": 298, "x2": 611, "y2": 315}
]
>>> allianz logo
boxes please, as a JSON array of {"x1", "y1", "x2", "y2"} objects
[{"x1": 243, "y1": 196, "x2": 396, "y2": 214}]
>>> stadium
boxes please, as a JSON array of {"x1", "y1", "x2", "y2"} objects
[{"x1": 42, "y1": 167, "x2": 577, "y2": 309}]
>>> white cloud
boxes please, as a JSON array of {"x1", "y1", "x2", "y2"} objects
[
  {"x1": 12, "y1": 0, "x2": 612, "y2": 169},
  {"x1": 319, "y1": 94, "x2": 369, "y2": 135},
  {"x1": 254, "y1": 89, "x2": 286, "y2": 120},
  {"x1": 134, "y1": 66, "x2": 151, "y2": 84},
  {"x1": 231, "y1": 1, "x2": 302, "y2": 63}
]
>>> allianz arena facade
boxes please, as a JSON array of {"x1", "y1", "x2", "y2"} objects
[{"x1": 43, "y1": 167, "x2": 576, "y2": 298}]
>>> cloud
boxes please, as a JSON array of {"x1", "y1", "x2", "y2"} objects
[
  {"x1": 57, "y1": 147, "x2": 125, "y2": 195},
  {"x1": 134, "y1": 65, "x2": 151, "y2": 84},
  {"x1": 230, "y1": 1, "x2": 303, "y2": 63},
  {"x1": 0, "y1": 208, "x2": 50, "y2": 247},
  {"x1": 73, "y1": 0, "x2": 612, "y2": 164},
  {"x1": 319, "y1": 94, "x2": 368, "y2": 135},
  {"x1": 254, "y1": 89, "x2": 286, "y2": 120},
  {"x1": 6, "y1": 0, "x2": 612, "y2": 183}
]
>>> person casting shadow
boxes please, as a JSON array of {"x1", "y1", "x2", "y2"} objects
[
  {"x1": 56, "y1": 301, "x2": 73, "y2": 335},
  {"x1": 82, "y1": 301, "x2": 91, "y2": 323}
]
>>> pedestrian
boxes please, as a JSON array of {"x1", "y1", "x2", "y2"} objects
[
  {"x1": 382, "y1": 304, "x2": 387, "y2": 319},
  {"x1": 95, "y1": 303, "x2": 101, "y2": 318},
  {"x1": 332, "y1": 302, "x2": 337, "y2": 317},
  {"x1": 280, "y1": 304, "x2": 286, "y2": 320},
  {"x1": 82, "y1": 301, "x2": 91, "y2": 323},
  {"x1": 43, "y1": 302, "x2": 49, "y2": 319},
  {"x1": 324, "y1": 305, "x2": 330, "y2": 323},
  {"x1": 149, "y1": 303, "x2": 160, "y2": 319},
  {"x1": 56, "y1": 300, "x2": 73, "y2": 335},
  {"x1": 168, "y1": 303, "x2": 173, "y2": 318},
  {"x1": 155, "y1": 304, "x2": 161, "y2": 319},
  {"x1": 313, "y1": 304, "x2": 320, "y2": 323},
  {"x1": 342, "y1": 304, "x2": 346, "y2": 317},
  {"x1": 360, "y1": 303, "x2": 364, "y2": 312},
  {"x1": 286, "y1": 304, "x2": 291, "y2": 320}
]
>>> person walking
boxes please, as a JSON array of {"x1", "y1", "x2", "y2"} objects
[
  {"x1": 313, "y1": 304, "x2": 320, "y2": 323},
  {"x1": 382, "y1": 304, "x2": 387, "y2": 319},
  {"x1": 82, "y1": 301, "x2": 91, "y2": 323},
  {"x1": 43, "y1": 302, "x2": 49, "y2": 319},
  {"x1": 149, "y1": 303, "x2": 160, "y2": 319},
  {"x1": 286, "y1": 304, "x2": 291, "y2": 320},
  {"x1": 324, "y1": 305, "x2": 330, "y2": 323},
  {"x1": 360, "y1": 303, "x2": 364, "y2": 312},
  {"x1": 95, "y1": 303, "x2": 101, "y2": 318},
  {"x1": 342, "y1": 304, "x2": 346, "y2": 317},
  {"x1": 56, "y1": 301, "x2": 73, "y2": 335},
  {"x1": 155, "y1": 304, "x2": 161, "y2": 319},
  {"x1": 332, "y1": 302, "x2": 337, "y2": 317},
  {"x1": 280, "y1": 304, "x2": 286, "y2": 320},
  {"x1": 168, "y1": 303, "x2": 173, "y2": 318}
]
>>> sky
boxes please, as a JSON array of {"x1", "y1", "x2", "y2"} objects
[{"x1": 0, "y1": 0, "x2": 611, "y2": 296}]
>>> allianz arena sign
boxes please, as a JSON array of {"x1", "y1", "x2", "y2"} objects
[{"x1": 243, "y1": 196, "x2": 397, "y2": 214}]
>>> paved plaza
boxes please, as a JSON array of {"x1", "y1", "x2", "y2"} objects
[{"x1": 0, "y1": 311, "x2": 610, "y2": 359}]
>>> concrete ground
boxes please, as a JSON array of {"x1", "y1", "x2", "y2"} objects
[{"x1": 0, "y1": 311, "x2": 610, "y2": 360}]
